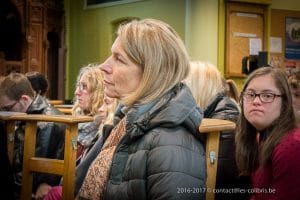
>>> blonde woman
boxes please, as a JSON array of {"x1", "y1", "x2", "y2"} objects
[
  {"x1": 72, "y1": 64, "x2": 105, "y2": 162},
  {"x1": 35, "y1": 65, "x2": 104, "y2": 199},
  {"x1": 185, "y1": 61, "x2": 246, "y2": 199},
  {"x1": 77, "y1": 19, "x2": 205, "y2": 200}
]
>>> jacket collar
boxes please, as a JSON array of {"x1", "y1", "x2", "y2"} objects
[
  {"x1": 26, "y1": 94, "x2": 49, "y2": 114},
  {"x1": 114, "y1": 83, "x2": 203, "y2": 140}
]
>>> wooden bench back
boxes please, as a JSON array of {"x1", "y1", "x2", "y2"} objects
[
  {"x1": 54, "y1": 104, "x2": 73, "y2": 115},
  {"x1": 48, "y1": 100, "x2": 64, "y2": 105},
  {"x1": 199, "y1": 118, "x2": 236, "y2": 200},
  {"x1": 0, "y1": 113, "x2": 93, "y2": 200},
  {"x1": 1, "y1": 113, "x2": 235, "y2": 200}
]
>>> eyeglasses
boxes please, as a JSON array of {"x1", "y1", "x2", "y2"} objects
[
  {"x1": 76, "y1": 83, "x2": 88, "y2": 92},
  {"x1": 242, "y1": 91, "x2": 282, "y2": 103},
  {"x1": 0, "y1": 101, "x2": 19, "y2": 111}
]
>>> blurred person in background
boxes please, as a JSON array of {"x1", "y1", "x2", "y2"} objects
[
  {"x1": 34, "y1": 64, "x2": 105, "y2": 199},
  {"x1": 185, "y1": 61, "x2": 247, "y2": 200},
  {"x1": 25, "y1": 71, "x2": 49, "y2": 97},
  {"x1": 0, "y1": 73, "x2": 65, "y2": 200}
]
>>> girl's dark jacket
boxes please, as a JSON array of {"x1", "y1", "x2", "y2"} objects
[{"x1": 78, "y1": 83, "x2": 206, "y2": 200}]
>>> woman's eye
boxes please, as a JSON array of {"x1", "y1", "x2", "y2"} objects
[
  {"x1": 116, "y1": 56, "x2": 126, "y2": 64},
  {"x1": 116, "y1": 57, "x2": 122, "y2": 62}
]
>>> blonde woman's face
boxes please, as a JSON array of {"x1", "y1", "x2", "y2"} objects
[
  {"x1": 74, "y1": 74, "x2": 91, "y2": 111},
  {"x1": 100, "y1": 37, "x2": 143, "y2": 99},
  {"x1": 94, "y1": 95, "x2": 115, "y2": 125},
  {"x1": 243, "y1": 75, "x2": 282, "y2": 131}
]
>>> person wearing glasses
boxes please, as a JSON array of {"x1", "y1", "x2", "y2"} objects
[
  {"x1": 34, "y1": 65, "x2": 105, "y2": 199},
  {"x1": 39, "y1": 68, "x2": 118, "y2": 200},
  {"x1": 235, "y1": 67, "x2": 300, "y2": 199},
  {"x1": 71, "y1": 65, "x2": 105, "y2": 164},
  {"x1": 0, "y1": 72, "x2": 65, "y2": 200}
]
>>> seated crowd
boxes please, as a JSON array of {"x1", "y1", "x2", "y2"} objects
[{"x1": 1, "y1": 18, "x2": 300, "y2": 200}]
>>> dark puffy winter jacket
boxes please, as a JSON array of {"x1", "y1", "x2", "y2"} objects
[{"x1": 102, "y1": 83, "x2": 206, "y2": 200}]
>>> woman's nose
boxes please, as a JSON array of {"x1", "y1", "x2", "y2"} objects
[
  {"x1": 100, "y1": 57, "x2": 113, "y2": 73},
  {"x1": 252, "y1": 95, "x2": 262, "y2": 104},
  {"x1": 74, "y1": 87, "x2": 80, "y2": 95}
]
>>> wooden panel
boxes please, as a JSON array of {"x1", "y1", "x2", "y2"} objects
[
  {"x1": 0, "y1": 60, "x2": 24, "y2": 75},
  {"x1": 30, "y1": 4, "x2": 43, "y2": 23},
  {"x1": 27, "y1": 23, "x2": 43, "y2": 72}
]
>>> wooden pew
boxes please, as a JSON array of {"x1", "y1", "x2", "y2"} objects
[
  {"x1": 54, "y1": 104, "x2": 73, "y2": 115},
  {"x1": 1, "y1": 113, "x2": 235, "y2": 200},
  {"x1": 48, "y1": 100, "x2": 64, "y2": 105},
  {"x1": 0, "y1": 113, "x2": 93, "y2": 200},
  {"x1": 199, "y1": 118, "x2": 236, "y2": 200}
]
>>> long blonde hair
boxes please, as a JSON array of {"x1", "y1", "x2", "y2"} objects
[
  {"x1": 185, "y1": 61, "x2": 223, "y2": 109},
  {"x1": 72, "y1": 64, "x2": 104, "y2": 116},
  {"x1": 117, "y1": 18, "x2": 190, "y2": 106}
]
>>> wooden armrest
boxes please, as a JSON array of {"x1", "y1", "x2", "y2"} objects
[
  {"x1": 0, "y1": 111, "x2": 27, "y2": 120},
  {"x1": 56, "y1": 108, "x2": 73, "y2": 115},
  {"x1": 199, "y1": 118, "x2": 236, "y2": 200},
  {"x1": 9, "y1": 114, "x2": 92, "y2": 123},
  {"x1": 199, "y1": 118, "x2": 236, "y2": 133}
]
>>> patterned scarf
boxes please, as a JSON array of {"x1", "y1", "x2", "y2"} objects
[{"x1": 77, "y1": 117, "x2": 127, "y2": 199}]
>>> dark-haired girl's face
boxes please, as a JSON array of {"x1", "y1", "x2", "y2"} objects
[{"x1": 243, "y1": 74, "x2": 282, "y2": 131}]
